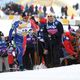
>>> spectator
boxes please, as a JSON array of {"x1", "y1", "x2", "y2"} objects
[
  {"x1": 43, "y1": 13, "x2": 64, "y2": 67},
  {"x1": 34, "y1": 5, "x2": 38, "y2": 14},
  {"x1": 7, "y1": 43, "x2": 15, "y2": 71},
  {"x1": 25, "y1": 4, "x2": 29, "y2": 12},
  {"x1": 0, "y1": 32, "x2": 9, "y2": 72},
  {"x1": 43, "y1": 6, "x2": 47, "y2": 16},
  {"x1": 61, "y1": 6, "x2": 64, "y2": 17},
  {"x1": 50, "y1": 6, "x2": 54, "y2": 13}
]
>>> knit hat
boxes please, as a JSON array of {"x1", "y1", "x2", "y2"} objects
[{"x1": 21, "y1": 12, "x2": 27, "y2": 17}]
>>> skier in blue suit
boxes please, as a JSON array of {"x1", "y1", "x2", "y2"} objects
[{"x1": 9, "y1": 12, "x2": 31, "y2": 70}]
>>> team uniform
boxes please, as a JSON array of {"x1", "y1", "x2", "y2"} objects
[{"x1": 9, "y1": 20, "x2": 32, "y2": 70}]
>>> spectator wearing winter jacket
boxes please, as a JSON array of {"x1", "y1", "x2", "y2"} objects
[
  {"x1": 25, "y1": 4, "x2": 29, "y2": 12},
  {"x1": 43, "y1": 13, "x2": 64, "y2": 67},
  {"x1": 7, "y1": 43, "x2": 15, "y2": 71},
  {"x1": 43, "y1": 6, "x2": 47, "y2": 16},
  {"x1": 29, "y1": 5, "x2": 34, "y2": 15},
  {"x1": 0, "y1": 34, "x2": 9, "y2": 72},
  {"x1": 34, "y1": 5, "x2": 38, "y2": 14},
  {"x1": 75, "y1": 28, "x2": 80, "y2": 63},
  {"x1": 37, "y1": 15, "x2": 47, "y2": 65},
  {"x1": 50, "y1": 6, "x2": 54, "y2": 13},
  {"x1": 39, "y1": 15, "x2": 47, "y2": 28},
  {"x1": 62, "y1": 32, "x2": 78, "y2": 58},
  {"x1": 23, "y1": 32, "x2": 35, "y2": 70}
]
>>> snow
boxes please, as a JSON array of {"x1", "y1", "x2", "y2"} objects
[
  {"x1": 0, "y1": 10, "x2": 7, "y2": 18},
  {"x1": 63, "y1": 25, "x2": 78, "y2": 32},
  {"x1": 0, "y1": 19, "x2": 13, "y2": 37},
  {"x1": 0, "y1": 64, "x2": 80, "y2": 80}
]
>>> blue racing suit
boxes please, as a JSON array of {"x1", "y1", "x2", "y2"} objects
[{"x1": 9, "y1": 20, "x2": 31, "y2": 67}]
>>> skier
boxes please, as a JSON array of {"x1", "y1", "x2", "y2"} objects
[
  {"x1": 9, "y1": 12, "x2": 30, "y2": 70},
  {"x1": 9, "y1": 12, "x2": 39, "y2": 70}
]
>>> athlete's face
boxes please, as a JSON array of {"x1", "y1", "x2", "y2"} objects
[{"x1": 23, "y1": 16, "x2": 29, "y2": 22}]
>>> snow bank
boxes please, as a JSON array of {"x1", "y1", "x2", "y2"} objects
[
  {"x1": 0, "y1": 10, "x2": 7, "y2": 18},
  {"x1": 0, "y1": 64, "x2": 80, "y2": 80},
  {"x1": 0, "y1": 19, "x2": 13, "y2": 37}
]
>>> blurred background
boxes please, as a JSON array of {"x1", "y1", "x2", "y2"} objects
[
  {"x1": 0, "y1": 0, "x2": 80, "y2": 36},
  {"x1": 0, "y1": 0, "x2": 80, "y2": 16}
]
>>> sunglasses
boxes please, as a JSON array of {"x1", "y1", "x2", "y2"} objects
[{"x1": 48, "y1": 15, "x2": 53, "y2": 17}]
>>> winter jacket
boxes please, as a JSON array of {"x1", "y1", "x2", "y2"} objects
[
  {"x1": 62, "y1": 36, "x2": 75, "y2": 56},
  {"x1": 0, "y1": 41, "x2": 7, "y2": 57},
  {"x1": 43, "y1": 20, "x2": 64, "y2": 49}
]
